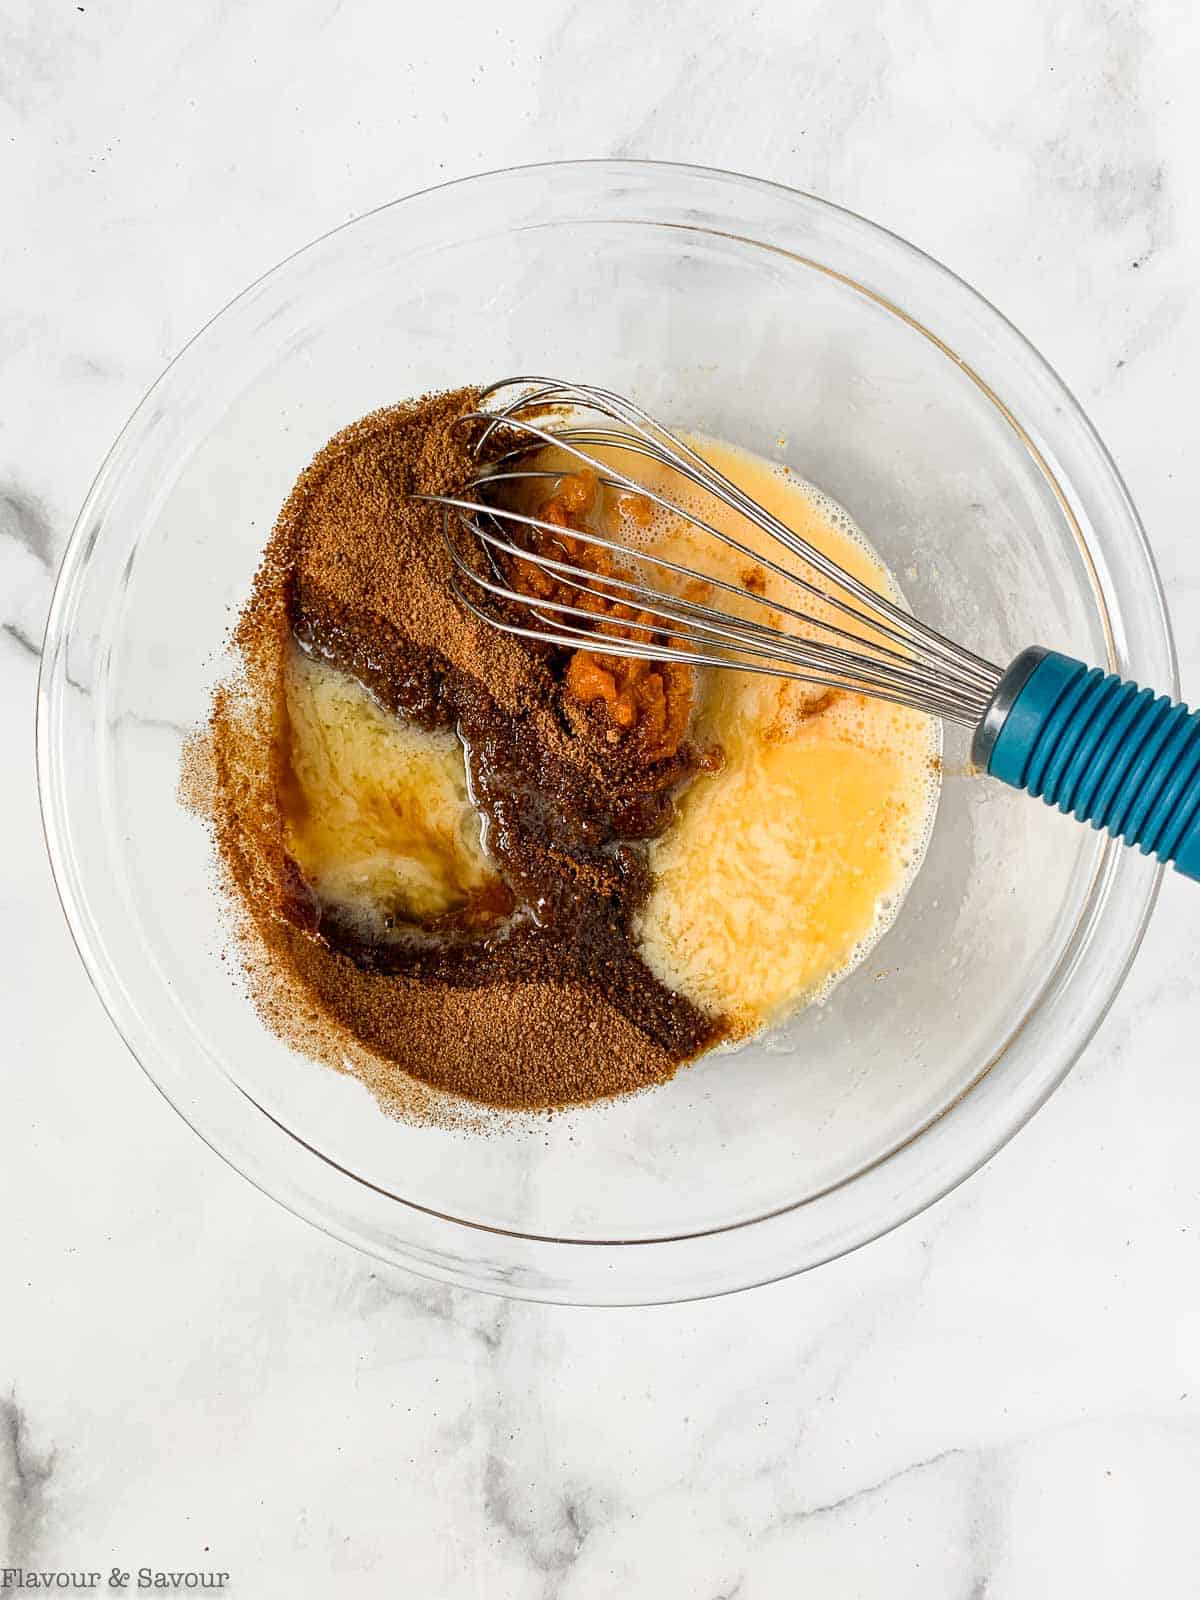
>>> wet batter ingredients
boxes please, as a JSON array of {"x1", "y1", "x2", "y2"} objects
[
  {"x1": 192, "y1": 389, "x2": 938, "y2": 1118},
  {"x1": 534, "y1": 436, "x2": 939, "y2": 1037},
  {"x1": 633, "y1": 444, "x2": 934, "y2": 1030},
  {"x1": 280, "y1": 645, "x2": 498, "y2": 933}
]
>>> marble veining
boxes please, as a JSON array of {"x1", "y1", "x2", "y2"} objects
[
  {"x1": 4, "y1": 0, "x2": 1200, "y2": 1593},
  {"x1": 0, "y1": 1396, "x2": 56, "y2": 1571}
]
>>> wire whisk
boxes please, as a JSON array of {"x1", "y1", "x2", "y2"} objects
[
  {"x1": 419, "y1": 378, "x2": 1004, "y2": 727},
  {"x1": 413, "y1": 377, "x2": 1200, "y2": 880}
]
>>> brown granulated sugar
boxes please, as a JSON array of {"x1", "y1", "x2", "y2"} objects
[{"x1": 194, "y1": 387, "x2": 724, "y2": 1119}]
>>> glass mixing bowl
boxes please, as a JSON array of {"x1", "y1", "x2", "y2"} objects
[{"x1": 38, "y1": 161, "x2": 1174, "y2": 1304}]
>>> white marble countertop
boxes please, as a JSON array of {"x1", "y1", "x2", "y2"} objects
[{"x1": 5, "y1": 0, "x2": 1200, "y2": 1592}]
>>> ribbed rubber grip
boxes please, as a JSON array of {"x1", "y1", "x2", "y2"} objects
[{"x1": 979, "y1": 650, "x2": 1200, "y2": 882}]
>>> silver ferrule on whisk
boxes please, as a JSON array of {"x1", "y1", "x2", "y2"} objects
[{"x1": 416, "y1": 378, "x2": 1005, "y2": 728}]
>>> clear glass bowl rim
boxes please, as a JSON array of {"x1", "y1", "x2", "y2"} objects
[{"x1": 36, "y1": 159, "x2": 1175, "y2": 1304}]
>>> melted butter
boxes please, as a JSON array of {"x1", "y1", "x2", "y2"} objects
[
  {"x1": 628, "y1": 437, "x2": 939, "y2": 1035},
  {"x1": 280, "y1": 647, "x2": 493, "y2": 929}
]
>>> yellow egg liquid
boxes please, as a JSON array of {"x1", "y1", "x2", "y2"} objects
[{"x1": 625, "y1": 438, "x2": 940, "y2": 1038}]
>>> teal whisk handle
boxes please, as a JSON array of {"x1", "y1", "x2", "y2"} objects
[{"x1": 972, "y1": 647, "x2": 1200, "y2": 882}]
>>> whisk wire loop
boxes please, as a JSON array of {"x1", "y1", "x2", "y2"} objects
[{"x1": 419, "y1": 378, "x2": 1004, "y2": 727}]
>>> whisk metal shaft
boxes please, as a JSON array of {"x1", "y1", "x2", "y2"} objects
[{"x1": 417, "y1": 378, "x2": 1005, "y2": 727}]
